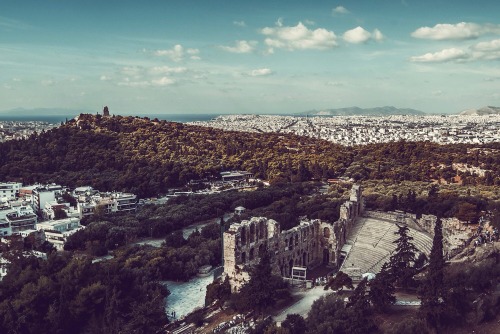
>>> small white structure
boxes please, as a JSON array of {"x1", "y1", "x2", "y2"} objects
[
  {"x1": 76, "y1": 192, "x2": 137, "y2": 218},
  {"x1": 0, "y1": 182, "x2": 22, "y2": 201},
  {"x1": 234, "y1": 206, "x2": 246, "y2": 215},
  {"x1": 36, "y1": 217, "x2": 84, "y2": 251},
  {"x1": 0, "y1": 256, "x2": 9, "y2": 281}
]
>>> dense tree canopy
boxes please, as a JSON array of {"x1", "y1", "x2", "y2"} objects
[
  {"x1": 0, "y1": 114, "x2": 498, "y2": 197},
  {"x1": 0, "y1": 252, "x2": 168, "y2": 334}
]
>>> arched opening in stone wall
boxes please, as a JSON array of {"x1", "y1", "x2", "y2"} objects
[
  {"x1": 241, "y1": 252, "x2": 246, "y2": 263},
  {"x1": 288, "y1": 238, "x2": 293, "y2": 250},
  {"x1": 289, "y1": 259, "x2": 294, "y2": 277},
  {"x1": 295, "y1": 234, "x2": 299, "y2": 246},
  {"x1": 249, "y1": 224, "x2": 255, "y2": 243},
  {"x1": 322, "y1": 249, "x2": 329, "y2": 264},
  {"x1": 241, "y1": 227, "x2": 247, "y2": 245},
  {"x1": 258, "y1": 243, "x2": 265, "y2": 256},
  {"x1": 323, "y1": 227, "x2": 330, "y2": 238},
  {"x1": 302, "y1": 252, "x2": 307, "y2": 266},
  {"x1": 259, "y1": 221, "x2": 266, "y2": 240},
  {"x1": 249, "y1": 247, "x2": 255, "y2": 261}
]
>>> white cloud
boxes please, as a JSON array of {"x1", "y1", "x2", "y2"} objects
[
  {"x1": 100, "y1": 75, "x2": 111, "y2": 81},
  {"x1": 261, "y1": 22, "x2": 337, "y2": 51},
  {"x1": 333, "y1": 6, "x2": 349, "y2": 14},
  {"x1": 473, "y1": 39, "x2": 500, "y2": 51},
  {"x1": 304, "y1": 19, "x2": 316, "y2": 26},
  {"x1": 250, "y1": 68, "x2": 273, "y2": 77},
  {"x1": 151, "y1": 77, "x2": 175, "y2": 86},
  {"x1": 276, "y1": 17, "x2": 284, "y2": 27},
  {"x1": 155, "y1": 45, "x2": 200, "y2": 62},
  {"x1": 473, "y1": 50, "x2": 500, "y2": 61},
  {"x1": 411, "y1": 22, "x2": 500, "y2": 40},
  {"x1": 343, "y1": 27, "x2": 384, "y2": 44},
  {"x1": 326, "y1": 81, "x2": 344, "y2": 87},
  {"x1": 372, "y1": 29, "x2": 384, "y2": 41},
  {"x1": 233, "y1": 20, "x2": 246, "y2": 27},
  {"x1": 343, "y1": 27, "x2": 371, "y2": 44},
  {"x1": 149, "y1": 66, "x2": 187, "y2": 75},
  {"x1": 0, "y1": 16, "x2": 33, "y2": 30},
  {"x1": 410, "y1": 48, "x2": 469, "y2": 62},
  {"x1": 187, "y1": 48, "x2": 200, "y2": 60},
  {"x1": 220, "y1": 40, "x2": 257, "y2": 53},
  {"x1": 118, "y1": 79, "x2": 150, "y2": 87}
]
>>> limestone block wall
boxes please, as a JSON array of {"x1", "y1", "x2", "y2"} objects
[{"x1": 222, "y1": 184, "x2": 365, "y2": 291}]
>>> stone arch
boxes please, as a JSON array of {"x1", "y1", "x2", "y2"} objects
[
  {"x1": 303, "y1": 252, "x2": 307, "y2": 266},
  {"x1": 249, "y1": 224, "x2": 256, "y2": 243},
  {"x1": 241, "y1": 227, "x2": 247, "y2": 245},
  {"x1": 295, "y1": 234, "x2": 299, "y2": 246},
  {"x1": 323, "y1": 227, "x2": 330, "y2": 238},
  {"x1": 249, "y1": 248, "x2": 255, "y2": 261},
  {"x1": 259, "y1": 221, "x2": 266, "y2": 240},
  {"x1": 288, "y1": 237, "x2": 293, "y2": 250},
  {"x1": 258, "y1": 243, "x2": 265, "y2": 257},
  {"x1": 241, "y1": 251, "x2": 246, "y2": 263}
]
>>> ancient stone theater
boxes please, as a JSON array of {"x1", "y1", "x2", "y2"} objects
[{"x1": 223, "y1": 184, "x2": 364, "y2": 291}]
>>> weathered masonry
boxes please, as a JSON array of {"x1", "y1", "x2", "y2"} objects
[{"x1": 223, "y1": 184, "x2": 363, "y2": 291}]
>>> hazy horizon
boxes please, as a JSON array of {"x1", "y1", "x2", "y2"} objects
[{"x1": 1, "y1": 1, "x2": 500, "y2": 115}]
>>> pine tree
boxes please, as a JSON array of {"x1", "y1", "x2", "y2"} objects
[
  {"x1": 389, "y1": 225, "x2": 419, "y2": 289},
  {"x1": 369, "y1": 262, "x2": 396, "y2": 312},
  {"x1": 325, "y1": 270, "x2": 353, "y2": 292},
  {"x1": 347, "y1": 277, "x2": 370, "y2": 312},
  {"x1": 419, "y1": 217, "x2": 446, "y2": 329},
  {"x1": 238, "y1": 252, "x2": 289, "y2": 315}
]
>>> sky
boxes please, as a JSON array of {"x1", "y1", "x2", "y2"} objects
[{"x1": 1, "y1": 0, "x2": 500, "y2": 115}]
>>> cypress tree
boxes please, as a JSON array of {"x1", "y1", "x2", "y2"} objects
[
  {"x1": 389, "y1": 224, "x2": 419, "y2": 289},
  {"x1": 419, "y1": 217, "x2": 446, "y2": 329},
  {"x1": 369, "y1": 262, "x2": 396, "y2": 312}
]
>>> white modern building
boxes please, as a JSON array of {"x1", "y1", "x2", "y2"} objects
[
  {"x1": 76, "y1": 192, "x2": 137, "y2": 218},
  {"x1": 32, "y1": 184, "x2": 64, "y2": 212},
  {"x1": 0, "y1": 182, "x2": 22, "y2": 201},
  {"x1": 36, "y1": 217, "x2": 83, "y2": 251},
  {"x1": 1, "y1": 205, "x2": 37, "y2": 234}
]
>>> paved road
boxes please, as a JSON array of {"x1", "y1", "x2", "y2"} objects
[{"x1": 274, "y1": 286, "x2": 333, "y2": 322}]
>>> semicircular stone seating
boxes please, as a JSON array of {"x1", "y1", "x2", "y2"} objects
[{"x1": 340, "y1": 217, "x2": 433, "y2": 276}]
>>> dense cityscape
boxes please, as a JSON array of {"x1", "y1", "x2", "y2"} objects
[
  {"x1": 0, "y1": 121, "x2": 59, "y2": 142},
  {"x1": 190, "y1": 114, "x2": 500, "y2": 146}
]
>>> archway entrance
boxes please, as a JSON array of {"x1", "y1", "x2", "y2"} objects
[{"x1": 322, "y1": 249, "x2": 329, "y2": 264}]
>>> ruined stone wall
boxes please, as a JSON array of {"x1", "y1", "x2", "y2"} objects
[{"x1": 223, "y1": 184, "x2": 364, "y2": 291}]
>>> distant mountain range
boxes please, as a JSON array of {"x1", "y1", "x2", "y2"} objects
[
  {"x1": 0, "y1": 107, "x2": 92, "y2": 116},
  {"x1": 459, "y1": 106, "x2": 500, "y2": 116},
  {"x1": 301, "y1": 106, "x2": 426, "y2": 116}
]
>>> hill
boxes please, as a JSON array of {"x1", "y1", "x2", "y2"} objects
[
  {"x1": 0, "y1": 114, "x2": 498, "y2": 197},
  {"x1": 460, "y1": 106, "x2": 500, "y2": 116},
  {"x1": 302, "y1": 106, "x2": 426, "y2": 116}
]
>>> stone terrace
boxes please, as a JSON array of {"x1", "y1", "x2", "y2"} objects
[{"x1": 340, "y1": 216, "x2": 433, "y2": 277}]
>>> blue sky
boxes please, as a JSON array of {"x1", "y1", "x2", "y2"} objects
[{"x1": 1, "y1": 0, "x2": 500, "y2": 115}]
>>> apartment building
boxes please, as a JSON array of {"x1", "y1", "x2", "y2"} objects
[
  {"x1": 36, "y1": 217, "x2": 83, "y2": 251},
  {"x1": 0, "y1": 182, "x2": 22, "y2": 201}
]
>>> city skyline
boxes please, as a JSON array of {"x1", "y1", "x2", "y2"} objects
[{"x1": 1, "y1": 0, "x2": 500, "y2": 115}]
